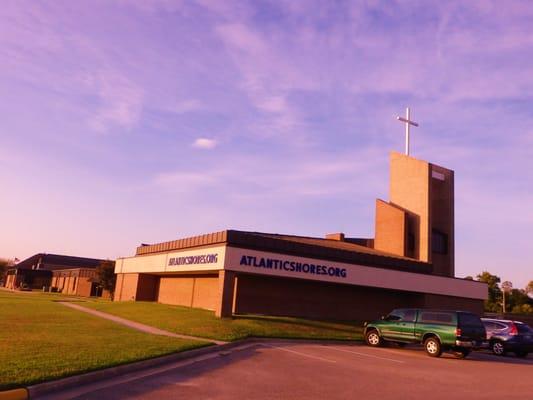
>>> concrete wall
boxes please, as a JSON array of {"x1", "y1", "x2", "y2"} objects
[
  {"x1": 388, "y1": 152, "x2": 455, "y2": 277},
  {"x1": 226, "y1": 247, "x2": 487, "y2": 300},
  {"x1": 115, "y1": 245, "x2": 226, "y2": 274},
  {"x1": 389, "y1": 152, "x2": 431, "y2": 263},
  {"x1": 429, "y1": 164, "x2": 455, "y2": 276},
  {"x1": 374, "y1": 199, "x2": 407, "y2": 257}
]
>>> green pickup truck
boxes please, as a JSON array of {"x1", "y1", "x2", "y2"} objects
[{"x1": 364, "y1": 308, "x2": 486, "y2": 358}]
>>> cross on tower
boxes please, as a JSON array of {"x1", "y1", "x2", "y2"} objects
[{"x1": 396, "y1": 107, "x2": 419, "y2": 156}]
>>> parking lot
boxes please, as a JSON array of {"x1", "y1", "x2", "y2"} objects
[{"x1": 41, "y1": 341, "x2": 533, "y2": 400}]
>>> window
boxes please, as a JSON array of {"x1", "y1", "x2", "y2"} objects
[
  {"x1": 516, "y1": 323, "x2": 533, "y2": 334},
  {"x1": 483, "y1": 321, "x2": 501, "y2": 330},
  {"x1": 385, "y1": 310, "x2": 403, "y2": 321},
  {"x1": 386, "y1": 309, "x2": 416, "y2": 322},
  {"x1": 494, "y1": 322, "x2": 508, "y2": 331},
  {"x1": 458, "y1": 313, "x2": 483, "y2": 328},
  {"x1": 402, "y1": 310, "x2": 417, "y2": 322},
  {"x1": 432, "y1": 229, "x2": 448, "y2": 254},
  {"x1": 419, "y1": 312, "x2": 454, "y2": 325}
]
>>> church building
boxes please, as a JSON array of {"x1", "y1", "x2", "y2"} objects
[{"x1": 113, "y1": 151, "x2": 487, "y2": 320}]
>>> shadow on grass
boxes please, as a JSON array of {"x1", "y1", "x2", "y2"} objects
[
  {"x1": 51, "y1": 299, "x2": 88, "y2": 303},
  {"x1": 232, "y1": 314, "x2": 364, "y2": 335}
]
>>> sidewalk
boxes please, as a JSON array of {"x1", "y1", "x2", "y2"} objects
[{"x1": 58, "y1": 302, "x2": 227, "y2": 345}]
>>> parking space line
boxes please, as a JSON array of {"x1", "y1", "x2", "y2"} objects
[
  {"x1": 263, "y1": 344, "x2": 337, "y2": 364},
  {"x1": 323, "y1": 346, "x2": 406, "y2": 364}
]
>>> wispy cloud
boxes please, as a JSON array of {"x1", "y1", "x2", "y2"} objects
[
  {"x1": 155, "y1": 170, "x2": 216, "y2": 188},
  {"x1": 84, "y1": 70, "x2": 144, "y2": 132},
  {"x1": 2, "y1": 0, "x2": 533, "y2": 288},
  {"x1": 171, "y1": 99, "x2": 204, "y2": 114},
  {"x1": 154, "y1": 146, "x2": 386, "y2": 200},
  {"x1": 192, "y1": 138, "x2": 218, "y2": 149}
]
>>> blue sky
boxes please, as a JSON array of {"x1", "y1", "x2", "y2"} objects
[{"x1": 1, "y1": 0, "x2": 532, "y2": 289}]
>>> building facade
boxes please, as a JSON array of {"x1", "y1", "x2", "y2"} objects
[
  {"x1": 114, "y1": 152, "x2": 488, "y2": 320},
  {"x1": 51, "y1": 268, "x2": 111, "y2": 298},
  {"x1": 4, "y1": 253, "x2": 108, "y2": 298}
]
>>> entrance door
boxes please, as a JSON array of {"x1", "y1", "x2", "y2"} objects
[{"x1": 90, "y1": 283, "x2": 102, "y2": 297}]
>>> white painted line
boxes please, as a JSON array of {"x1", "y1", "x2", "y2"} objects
[
  {"x1": 263, "y1": 344, "x2": 337, "y2": 364},
  {"x1": 323, "y1": 346, "x2": 406, "y2": 364}
]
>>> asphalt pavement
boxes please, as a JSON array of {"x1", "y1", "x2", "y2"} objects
[{"x1": 38, "y1": 341, "x2": 533, "y2": 400}]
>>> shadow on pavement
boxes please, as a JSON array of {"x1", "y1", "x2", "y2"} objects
[
  {"x1": 379, "y1": 343, "x2": 532, "y2": 365},
  {"x1": 65, "y1": 344, "x2": 266, "y2": 400}
]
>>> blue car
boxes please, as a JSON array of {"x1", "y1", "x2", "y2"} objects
[{"x1": 481, "y1": 318, "x2": 533, "y2": 358}]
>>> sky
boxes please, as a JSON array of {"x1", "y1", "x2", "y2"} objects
[{"x1": 1, "y1": 0, "x2": 532, "y2": 289}]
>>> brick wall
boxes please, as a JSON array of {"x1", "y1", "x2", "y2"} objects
[
  {"x1": 423, "y1": 293, "x2": 484, "y2": 315},
  {"x1": 136, "y1": 274, "x2": 159, "y2": 301},
  {"x1": 157, "y1": 274, "x2": 218, "y2": 310},
  {"x1": 233, "y1": 273, "x2": 485, "y2": 321},
  {"x1": 76, "y1": 277, "x2": 93, "y2": 297},
  {"x1": 115, "y1": 273, "x2": 140, "y2": 301},
  {"x1": 234, "y1": 273, "x2": 425, "y2": 321}
]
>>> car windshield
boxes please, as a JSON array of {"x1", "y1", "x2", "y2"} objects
[{"x1": 516, "y1": 323, "x2": 533, "y2": 334}]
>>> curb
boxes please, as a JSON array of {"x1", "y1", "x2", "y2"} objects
[
  {"x1": 0, "y1": 389, "x2": 28, "y2": 400},
  {"x1": 26, "y1": 341, "x2": 239, "y2": 399},
  {"x1": 5, "y1": 337, "x2": 360, "y2": 399}
]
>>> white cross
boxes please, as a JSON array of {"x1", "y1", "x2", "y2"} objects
[{"x1": 396, "y1": 107, "x2": 419, "y2": 156}]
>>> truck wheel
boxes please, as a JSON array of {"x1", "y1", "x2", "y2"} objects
[
  {"x1": 365, "y1": 329, "x2": 382, "y2": 347},
  {"x1": 424, "y1": 336, "x2": 442, "y2": 357},
  {"x1": 491, "y1": 341, "x2": 506, "y2": 356}
]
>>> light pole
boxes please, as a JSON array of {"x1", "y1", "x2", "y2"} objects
[{"x1": 501, "y1": 281, "x2": 513, "y2": 314}]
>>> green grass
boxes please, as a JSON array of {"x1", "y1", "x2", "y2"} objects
[
  {"x1": 0, "y1": 290, "x2": 210, "y2": 390},
  {"x1": 82, "y1": 298, "x2": 364, "y2": 342},
  {"x1": 0, "y1": 289, "x2": 363, "y2": 389}
]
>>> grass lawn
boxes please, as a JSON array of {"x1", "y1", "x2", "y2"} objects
[
  {"x1": 0, "y1": 290, "x2": 210, "y2": 390},
  {"x1": 82, "y1": 299, "x2": 364, "y2": 342}
]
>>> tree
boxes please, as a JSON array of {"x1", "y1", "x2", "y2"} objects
[
  {"x1": 512, "y1": 304, "x2": 533, "y2": 314},
  {"x1": 476, "y1": 271, "x2": 502, "y2": 312},
  {"x1": 93, "y1": 260, "x2": 116, "y2": 299},
  {"x1": 0, "y1": 258, "x2": 16, "y2": 285},
  {"x1": 526, "y1": 281, "x2": 533, "y2": 296},
  {"x1": 0, "y1": 259, "x2": 9, "y2": 284},
  {"x1": 507, "y1": 288, "x2": 529, "y2": 312}
]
